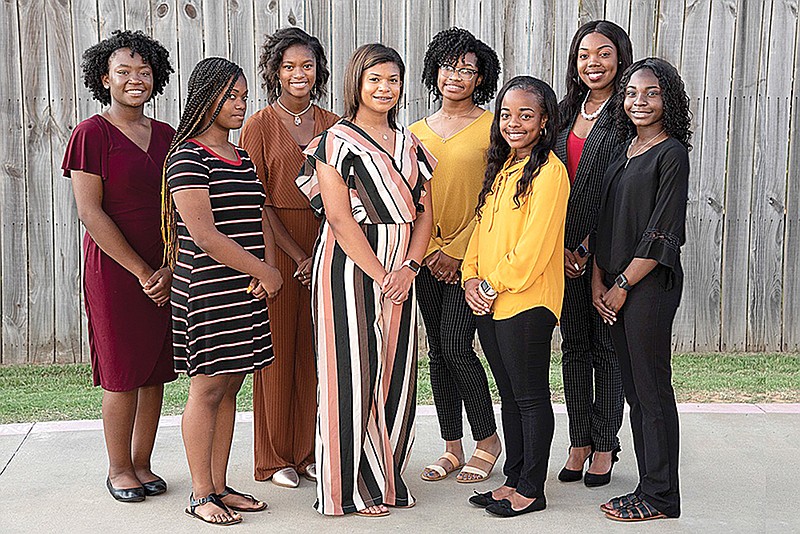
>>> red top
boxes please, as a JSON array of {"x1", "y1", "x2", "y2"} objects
[
  {"x1": 566, "y1": 130, "x2": 587, "y2": 184},
  {"x1": 62, "y1": 115, "x2": 177, "y2": 391}
]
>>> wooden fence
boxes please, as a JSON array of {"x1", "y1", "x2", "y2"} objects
[{"x1": 1, "y1": 0, "x2": 799, "y2": 364}]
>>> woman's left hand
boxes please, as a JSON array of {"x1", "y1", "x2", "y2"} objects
[
  {"x1": 432, "y1": 252, "x2": 461, "y2": 284},
  {"x1": 382, "y1": 268, "x2": 415, "y2": 305},
  {"x1": 602, "y1": 285, "x2": 628, "y2": 316},
  {"x1": 294, "y1": 257, "x2": 313, "y2": 288},
  {"x1": 142, "y1": 267, "x2": 172, "y2": 306}
]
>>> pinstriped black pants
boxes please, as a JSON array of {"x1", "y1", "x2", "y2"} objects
[
  {"x1": 560, "y1": 267, "x2": 624, "y2": 452},
  {"x1": 417, "y1": 267, "x2": 496, "y2": 442}
]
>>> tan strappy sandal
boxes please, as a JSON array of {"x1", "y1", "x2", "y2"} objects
[
  {"x1": 457, "y1": 448, "x2": 499, "y2": 483},
  {"x1": 420, "y1": 451, "x2": 463, "y2": 481}
]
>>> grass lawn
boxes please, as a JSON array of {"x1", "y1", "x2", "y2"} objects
[{"x1": 1, "y1": 352, "x2": 798, "y2": 424}]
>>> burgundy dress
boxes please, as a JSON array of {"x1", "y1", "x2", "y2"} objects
[{"x1": 62, "y1": 114, "x2": 177, "y2": 392}]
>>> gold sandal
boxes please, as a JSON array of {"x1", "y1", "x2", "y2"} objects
[
  {"x1": 457, "y1": 448, "x2": 499, "y2": 483},
  {"x1": 420, "y1": 451, "x2": 463, "y2": 481}
]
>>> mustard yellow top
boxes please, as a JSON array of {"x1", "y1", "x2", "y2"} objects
[
  {"x1": 409, "y1": 110, "x2": 492, "y2": 260},
  {"x1": 462, "y1": 152, "x2": 570, "y2": 320}
]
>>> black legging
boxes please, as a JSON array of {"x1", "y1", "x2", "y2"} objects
[
  {"x1": 606, "y1": 265, "x2": 682, "y2": 517},
  {"x1": 476, "y1": 306, "x2": 557, "y2": 499},
  {"x1": 417, "y1": 267, "x2": 496, "y2": 442}
]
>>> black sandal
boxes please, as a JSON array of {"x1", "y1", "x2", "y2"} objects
[
  {"x1": 185, "y1": 493, "x2": 242, "y2": 526},
  {"x1": 218, "y1": 486, "x2": 268, "y2": 512},
  {"x1": 600, "y1": 492, "x2": 640, "y2": 513},
  {"x1": 605, "y1": 499, "x2": 667, "y2": 522}
]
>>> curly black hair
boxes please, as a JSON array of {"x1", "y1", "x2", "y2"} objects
[
  {"x1": 615, "y1": 57, "x2": 693, "y2": 150},
  {"x1": 559, "y1": 20, "x2": 632, "y2": 125},
  {"x1": 421, "y1": 27, "x2": 500, "y2": 106},
  {"x1": 476, "y1": 76, "x2": 560, "y2": 218},
  {"x1": 257, "y1": 27, "x2": 330, "y2": 103},
  {"x1": 81, "y1": 30, "x2": 173, "y2": 106}
]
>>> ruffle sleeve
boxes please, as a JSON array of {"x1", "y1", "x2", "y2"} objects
[
  {"x1": 409, "y1": 131, "x2": 437, "y2": 212},
  {"x1": 296, "y1": 128, "x2": 355, "y2": 217},
  {"x1": 62, "y1": 116, "x2": 108, "y2": 179},
  {"x1": 633, "y1": 143, "x2": 689, "y2": 272}
]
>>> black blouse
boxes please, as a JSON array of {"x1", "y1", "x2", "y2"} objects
[{"x1": 593, "y1": 137, "x2": 689, "y2": 284}]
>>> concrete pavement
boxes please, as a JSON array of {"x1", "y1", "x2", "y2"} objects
[{"x1": 1, "y1": 404, "x2": 798, "y2": 533}]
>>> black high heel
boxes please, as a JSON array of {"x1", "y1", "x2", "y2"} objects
[
  {"x1": 584, "y1": 446, "x2": 621, "y2": 487},
  {"x1": 558, "y1": 447, "x2": 592, "y2": 482}
]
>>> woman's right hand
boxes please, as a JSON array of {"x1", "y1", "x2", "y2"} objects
[
  {"x1": 591, "y1": 272, "x2": 616, "y2": 324},
  {"x1": 464, "y1": 278, "x2": 493, "y2": 315},
  {"x1": 251, "y1": 264, "x2": 283, "y2": 300},
  {"x1": 294, "y1": 257, "x2": 313, "y2": 288}
]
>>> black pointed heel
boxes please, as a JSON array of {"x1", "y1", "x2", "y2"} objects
[
  {"x1": 558, "y1": 446, "x2": 591, "y2": 482},
  {"x1": 584, "y1": 447, "x2": 621, "y2": 488}
]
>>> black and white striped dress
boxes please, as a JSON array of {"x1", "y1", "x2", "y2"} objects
[{"x1": 166, "y1": 139, "x2": 273, "y2": 376}]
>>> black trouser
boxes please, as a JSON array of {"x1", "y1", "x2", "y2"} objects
[
  {"x1": 561, "y1": 267, "x2": 623, "y2": 452},
  {"x1": 417, "y1": 267, "x2": 496, "y2": 441},
  {"x1": 476, "y1": 306, "x2": 557, "y2": 499},
  {"x1": 606, "y1": 266, "x2": 682, "y2": 517}
]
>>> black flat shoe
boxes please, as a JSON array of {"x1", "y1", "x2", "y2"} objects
[
  {"x1": 584, "y1": 447, "x2": 620, "y2": 488},
  {"x1": 558, "y1": 446, "x2": 591, "y2": 482},
  {"x1": 485, "y1": 496, "x2": 546, "y2": 517},
  {"x1": 142, "y1": 476, "x2": 167, "y2": 496},
  {"x1": 469, "y1": 491, "x2": 497, "y2": 508},
  {"x1": 106, "y1": 477, "x2": 145, "y2": 503}
]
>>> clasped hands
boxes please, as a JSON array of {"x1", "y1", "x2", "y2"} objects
[
  {"x1": 424, "y1": 250, "x2": 461, "y2": 284},
  {"x1": 591, "y1": 281, "x2": 627, "y2": 325},
  {"x1": 140, "y1": 267, "x2": 172, "y2": 307},
  {"x1": 247, "y1": 263, "x2": 284, "y2": 300},
  {"x1": 381, "y1": 267, "x2": 415, "y2": 305},
  {"x1": 464, "y1": 278, "x2": 494, "y2": 316}
]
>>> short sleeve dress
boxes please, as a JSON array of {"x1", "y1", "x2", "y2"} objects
[
  {"x1": 296, "y1": 121, "x2": 436, "y2": 515},
  {"x1": 166, "y1": 140, "x2": 274, "y2": 376},
  {"x1": 61, "y1": 115, "x2": 176, "y2": 392}
]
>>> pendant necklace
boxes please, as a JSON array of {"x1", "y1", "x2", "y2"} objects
[
  {"x1": 581, "y1": 91, "x2": 609, "y2": 121},
  {"x1": 276, "y1": 98, "x2": 312, "y2": 126},
  {"x1": 625, "y1": 129, "x2": 665, "y2": 168},
  {"x1": 356, "y1": 120, "x2": 391, "y2": 141}
]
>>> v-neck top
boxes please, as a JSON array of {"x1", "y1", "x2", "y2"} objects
[
  {"x1": 297, "y1": 120, "x2": 437, "y2": 224},
  {"x1": 410, "y1": 110, "x2": 492, "y2": 259},
  {"x1": 240, "y1": 105, "x2": 339, "y2": 209}
]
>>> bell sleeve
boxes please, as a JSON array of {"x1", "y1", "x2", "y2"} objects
[{"x1": 296, "y1": 129, "x2": 354, "y2": 217}]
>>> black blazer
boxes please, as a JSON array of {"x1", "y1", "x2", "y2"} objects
[{"x1": 554, "y1": 107, "x2": 624, "y2": 251}]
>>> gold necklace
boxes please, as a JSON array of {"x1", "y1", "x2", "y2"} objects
[
  {"x1": 276, "y1": 97, "x2": 312, "y2": 126},
  {"x1": 355, "y1": 120, "x2": 392, "y2": 141},
  {"x1": 625, "y1": 129, "x2": 665, "y2": 168},
  {"x1": 441, "y1": 104, "x2": 478, "y2": 120}
]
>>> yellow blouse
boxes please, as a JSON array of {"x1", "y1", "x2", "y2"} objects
[
  {"x1": 462, "y1": 152, "x2": 570, "y2": 320},
  {"x1": 409, "y1": 110, "x2": 492, "y2": 260}
]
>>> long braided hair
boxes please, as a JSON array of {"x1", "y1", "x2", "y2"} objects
[
  {"x1": 161, "y1": 57, "x2": 244, "y2": 268},
  {"x1": 476, "y1": 76, "x2": 560, "y2": 218}
]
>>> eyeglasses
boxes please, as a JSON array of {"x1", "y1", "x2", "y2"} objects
[{"x1": 439, "y1": 65, "x2": 479, "y2": 81}]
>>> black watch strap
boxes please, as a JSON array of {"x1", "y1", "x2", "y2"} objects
[{"x1": 615, "y1": 273, "x2": 632, "y2": 292}]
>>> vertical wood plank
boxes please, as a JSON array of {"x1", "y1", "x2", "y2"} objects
[
  {"x1": 204, "y1": 0, "x2": 230, "y2": 58},
  {"x1": 125, "y1": 0, "x2": 152, "y2": 31},
  {"x1": 453, "y1": 0, "x2": 480, "y2": 33},
  {"x1": 252, "y1": 0, "x2": 280, "y2": 111},
  {"x1": 747, "y1": 0, "x2": 796, "y2": 351},
  {"x1": 46, "y1": 0, "x2": 83, "y2": 363},
  {"x1": 604, "y1": 0, "x2": 630, "y2": 32},
  {"x1": 0, "y1": 0, "x2": 28, "y2": 364},
  {"x1": 381, "y1": 0, "x2": 405, "y2": 53},
  {"x1": 176, "y1": 0, "x2": 205, "y2": 109},
  {"x1": 628, "y1": 0, "x2": 657, "y2": 58},
  {"x1": 18, "y1": 0, "x2": 56, "y2": 363},
  {"x1": 552, "y1": 0, "x2": 578, "y2": 97},
  {"x1": 330, "y1": 0, "x2": 355, "y2": 115},
  {"x1": 280, "y1": 0, "x2": 306, "y2": 27},
  {"x1": 151, "y1": 0, "x2": 181, "y2": 127},
  {"x1": 501, "y1": 0, "x2": 531, "y2": 80},
  {"x1": 405, "y1": 0, "x2": 429, "y2": 123},
  {"x1": 71, "y1": 0, "x2": 101, "y2": 363},
  {"x1": 692, "y1": 0, "x2": 736, "y2": 352},
  {"x1": 579, "y1": 0, "x2": 605, "y2": 23},
  {"x1": 98, "y1": 0, "x2": 125, "y2": 36},
  {"x1": 528, "y1": 0, "x2": 555, "y2": 86},
  {"x1": 783, "y1": 7, "x2": 800, "y2": 351},
  {"x1": 356, "y1": 0, "x2": 381, "y2": 44},
  {"x1": 671, "y1": 0, "x2": 709, "y2": 351},
  {"x1": 304, "y1": 0, "x2": 331, "y2": 110},
  {"x1": 228, "y1": 0, "x2": 256, "y2": 145},
  {"x1": 721, "y1": 0, "x2": 763, "y2": 351},
  {"x1": 655, "y1": 0, "x2": 685, "y2": 68}
]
